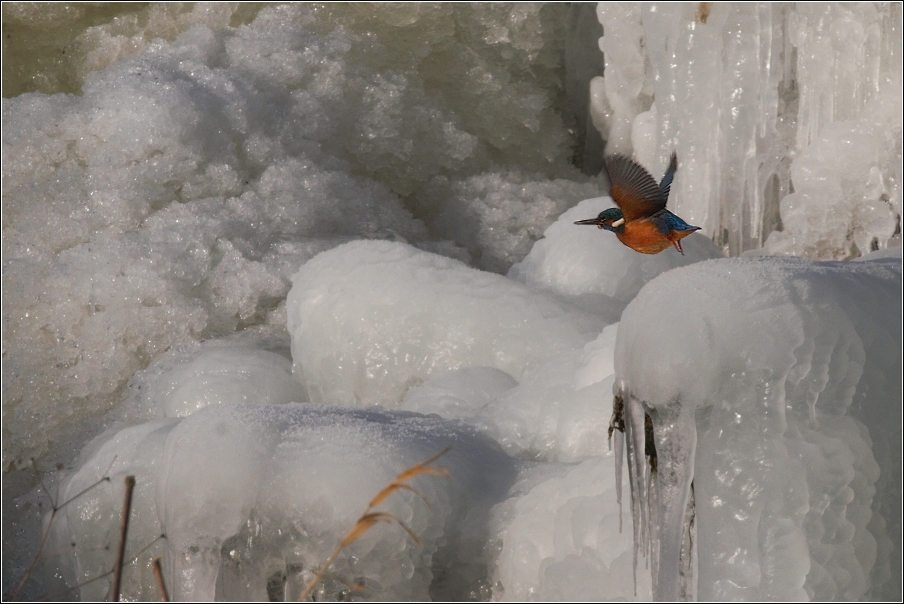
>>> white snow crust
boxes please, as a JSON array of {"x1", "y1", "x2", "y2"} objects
[{"x1": 2, "y1": 2, "x2": 598, "y2": 472}]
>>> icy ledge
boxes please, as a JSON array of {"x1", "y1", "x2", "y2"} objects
[
  {"x1": 47, "y1": 403, "x2": 517, "y2": 601},
  {"x1": 612, "y1": 255, "x2": 902, "y2": 601}
]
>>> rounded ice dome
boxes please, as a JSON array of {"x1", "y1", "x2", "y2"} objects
[
  {"x1": 153, "y1": 348, "x2": 306, "y2": 417},
  {"x1": 286, "y1": 240, "x2": 606, "y2": 408}
]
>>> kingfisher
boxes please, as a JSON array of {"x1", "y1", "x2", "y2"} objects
[{"x1": 574, "y1": 153, "x2": 700, "y2": 255}]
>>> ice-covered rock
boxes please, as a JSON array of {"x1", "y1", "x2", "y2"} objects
[
  {"x1": 46, "y1": 419, "x2": 177, "y2": 602},
  {"x1": 614, "y1": 256, "x2": 902, "y2": 600},
  {"x1": 286, "y1": 241, "x2": 606, "y2": 408}
]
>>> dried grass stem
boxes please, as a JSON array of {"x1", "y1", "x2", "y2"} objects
[{"x1": 298, "y1": 447, "x2": 451, "y2": 601}]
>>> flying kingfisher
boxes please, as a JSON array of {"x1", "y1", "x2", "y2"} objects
[{"x1": 574, "y1": 153, "x2": 700, "y2": 255}]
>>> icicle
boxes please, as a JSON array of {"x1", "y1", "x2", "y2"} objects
[
  {"x1": 609, "y1": 393, "x2": 626, "y2": 533},
  {"x1": 646, "y1": 414, "x2": 659, "y2": 583},
  {"x1": 678, "y1": 482, "x2": 697, "y2": 601},
  {"x1": 616, "y1": 386, "x2": 698, "y2": 601},
  {"x1": 614, "y1": 428, "x2": 624, "y2": 533},
  {"x1": 649, "y1": 403, "x2": 697, "y2": 602},
  {"x1": 597, "y1": 2, "x2": 902, "y2": 258},
  {"x1": 623, "y1": 393, "x2": 649, "y2": 595}
]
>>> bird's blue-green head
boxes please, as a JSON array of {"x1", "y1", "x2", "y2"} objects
[{"x1": 574, "y1": 208, "x2": 625, "y2": 233}]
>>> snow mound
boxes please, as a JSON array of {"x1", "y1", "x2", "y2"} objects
[{"x1": 287, "y1": 241, "x2": 606, "y2": 408}]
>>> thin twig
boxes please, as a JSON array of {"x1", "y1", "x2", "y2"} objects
[
  {"x1": 109, "y1": 475, "x2": 136, "y2": 602},
  {"x1": 56, "y1": 475, "x2": 112, "y2": 513},
  {"x1": 125, "y1": 533, "x2": 166, "y2": 566},
  {"x1": 12, "y1": 509, "x2": 58, "y2": 601},
  {"x1": 37, "y1": 534, "x2": 166, "y2": 602},
  {"x1": 39, "y1": 567, "x2": 113, "y2": 602},
  {"x1": 12, "y1": 470, "x2": 113, "y2": 601},
  {"x1": 152, "y1": 557, "x2": 169, "y2": 602}
]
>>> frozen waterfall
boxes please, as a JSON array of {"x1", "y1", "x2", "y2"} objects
[{"x1": 2, "y1": 3, "x2": 901, "y2": 602}]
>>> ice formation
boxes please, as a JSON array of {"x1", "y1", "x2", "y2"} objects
[
  {"x1": 44, "y1": 419, "x2": 177, "y2": 602},
  {"x1": 147, "y1": 348, "x2": 305, "y2": 418},
  {"x1": 593, "y1": 3, "x2": 902, "y2": 256},
  {"x1": 474, "y1": 326, "x2": 619, "y2": 463},
  {"x1": 398, "y1": 366, "x2": 518, "y2": 421},
  {"x1": 614, "y1": 256, "x2": 902, "y2": 601},
  {"x1": 2, "y1": 2, "x2": 903, "y2": 602},
  {"x1": 285, "y1": 240, "x2": 605, "y2": 408},
  {"x1": 46, "y1": 404, "x2": 517, "y2": 601},
  {"x1": 489, "y1": 457, "x2": 650, "y2": 601}
]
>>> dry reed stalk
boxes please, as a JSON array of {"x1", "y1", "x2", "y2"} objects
[
  {"x1": 297, "y1": 447, "x2": 451, "y2": 601},
  {"x1": 109, "y1": 475, "x2": 136, "y2": 602},
  {"x1": 152, "y1": 557, "x2": 169, "y2": 602}
]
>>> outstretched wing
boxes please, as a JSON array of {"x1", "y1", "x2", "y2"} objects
[
  {"x1": 605, "y1": 155, "x2": 668, "y2": 221},
  {"x1": 659, "y1": 152, "x2": 678, "y2": 199}
]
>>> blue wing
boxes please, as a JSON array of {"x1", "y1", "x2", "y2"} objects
[{"x1": 650, "y1": 209, "x2": 699, "y2": 235}]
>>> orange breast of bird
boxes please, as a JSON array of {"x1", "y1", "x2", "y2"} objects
[{"x1": 616, "y1": 219, "x2": 673, "y2": 254}]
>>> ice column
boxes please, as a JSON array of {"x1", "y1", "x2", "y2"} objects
[
  {"x1": 646, "y1": 399, "x2": 697, "y2": 601},
  {"x1": 616, "y1": 387, "x2": 697, "y2": 601}
]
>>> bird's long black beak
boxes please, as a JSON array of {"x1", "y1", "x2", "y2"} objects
[{"x1": 574, "y1": 218, "x2": 600, "y2": 225}]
